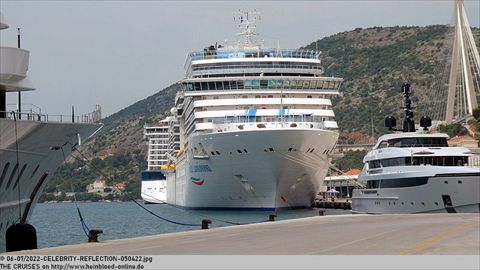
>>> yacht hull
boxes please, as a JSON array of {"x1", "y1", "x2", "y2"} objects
[
  {"x1": 352, "y1": 172, "x2": 480, "y2": 214},
  {"x1": 0, "y1": 119, "x2": 101, "y2": 252},
  {"x1": 165, "y1": 128, "x2": 338, "y2": 209}
]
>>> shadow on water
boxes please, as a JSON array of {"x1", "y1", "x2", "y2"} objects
[{"x1": 30, "y1": 202, "x2": 350, "y2": 249}]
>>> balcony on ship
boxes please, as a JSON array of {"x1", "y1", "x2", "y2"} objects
[{"x1": 0, "y1": 46, "x2": 34, "y2": 91}]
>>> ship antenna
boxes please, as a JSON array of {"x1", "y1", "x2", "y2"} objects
[
  {"x1": 384, "y1": 82, "x2": 432, "y2": 132},
  {"x1": 234, "y1": 10, "x2": 261, "y2": 49},
  {"x1": 402, "y1": 82, "x2": 415, "y2": 132}
]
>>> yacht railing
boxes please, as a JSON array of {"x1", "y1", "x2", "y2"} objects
[
  {"x1": 378, "y1": 144, "x2": 450, "y2": 148},
  {"x1": 0, "y1": 109, "x2": 102, "y2": 123},
  {"x1": 468, "y1": 155, "x2": 480, "y2": 167}
]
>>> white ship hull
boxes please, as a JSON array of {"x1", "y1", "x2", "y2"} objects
[
  {"x1": 352, "y1": 169, "x2": 480, "y2": 214},
  {"x1": 141, "y1": 180, "x2": 167, "y2": 204},
  {"x1": 0, "y1": 119, "x2": 101, "y2": 252},
  {"x1": 165, "y1": 128, "x2": 338, "y2": 209}
]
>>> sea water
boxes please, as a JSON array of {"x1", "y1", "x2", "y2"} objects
[{"x1": 30, "y1": 202, "x2": 350, "y2": 249}]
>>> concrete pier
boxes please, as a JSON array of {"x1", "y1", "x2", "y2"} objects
[{"x1": 9, "y1": 213, "x2": 480, "y2": 255}]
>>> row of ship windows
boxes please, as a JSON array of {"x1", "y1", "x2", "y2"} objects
[
  {"x1": 368, "y1": 156, "x2": 470, "y2": 168},
  {"x1": 202, "y1": 94, "x2": 331, "y2": 100},
  {"x1": 374, "y1": 201, "x2": 443, "y2": 206},
  {"x1": 184, "y1": 79, "x2": 341, "y2": 91},
  {"x1": 208, "y1": 147, "x2": 332, "y2": 156},
  {"x1": 149, "y1": 152, "x2": 167, "y2": 157},
  {"x1": 366, "y1": 178, "x2": 462, "y2": 189},
  {"x1": 201, "y1": 105, "x2": 330, "y2": 111},
  {"x1": 146, "y1": 134, "x2": 169, "y2": 138},
  {"x1": 150, "y1": 145, "x2": 169, "y2": 150},
  {"x1": 149, "y1": 161, "x2": 168, "y2": 165},
  {"x1": 205, "y1": 116, "x2": 332, "y2": 123},
  {"x1": 191, "y1": 62, "x2": 322, "y2": 71},
  {"x1": 145, "y1": 130, "x2": 169, "y2": 135},
  {"x1": 189, "y1": 49, "x2": 318, "y2": 61}
]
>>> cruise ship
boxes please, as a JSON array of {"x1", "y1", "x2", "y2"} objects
[
  {"x1": 141, "y1": 118, "x2": 172, "y2": 203},
  {"x1": 0, "y1": 13, "x2": 102, "y2": 251},
  {"x1": 160, "y1": 11, "x2": 343, "y2": 209},
  {"x1": 352, "y1": 83, "x2": 480, "y2": 214}
]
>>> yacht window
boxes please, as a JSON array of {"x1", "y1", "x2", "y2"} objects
[
  {"x1": 368, "y1": 160, "x2": 381, "y2": 169},
  {"x1": 378, "y1": 177, "x2": 428, "y2": 188},
  {"x1": 411, "y1": 156, "x2": 468, "y2": 166},
  {"x1": 387, "y1": 137, "x2": 448, "y2": 147},
  {"x1": 366, "y1": 180, "x2": 380, "y2": 189},
  {"x1": 380, "y1": 157, "x2": 411, "y2": 167},
  {"x1": 378, "y1": 141, "x2": 388, "y2": 149}
]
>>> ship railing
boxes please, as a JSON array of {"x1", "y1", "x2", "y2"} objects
[
  {"x1": 0, "y1": 107, "x2": 102, "y2": 124},
  {"x1": 191, "y1": 63, "x2": 324, "y2": 72},
  {"x1": 188, "y1": 49, "x2": 319, "y2": 62},
  {"x1": 468, "y1": 155, "x2": 480, "y2": 167}
]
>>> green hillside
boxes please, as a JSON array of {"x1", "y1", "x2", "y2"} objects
[{"x1": 304, "y1": 25, "x2": 479, "y2": 136}]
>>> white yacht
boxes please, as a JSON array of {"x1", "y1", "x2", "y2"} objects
[
  {"x1": 352, "y1": 83, "x2": 480, "y2": 214},
  {"x1": 160, "y1": 11, "x2": 342, "y2": 210},
  {"x1": 0, "y1": 13, "x2": 102, "y2": 251}
]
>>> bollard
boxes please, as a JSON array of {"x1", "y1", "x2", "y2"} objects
[
  {"x1": 88, "y1": 229, "x2": 103, "y2": 242},
  {"x1": 202, "y1": 219, "x2": 212, "y2": 229},
  {"x1": 318, "y1": 209, "x2": 326, "y2": 216},
  {"x1": 269, "y1": 213, "x2": 277, "y2": 221},
  {"x1": 6, "y1": 223, "x2": 37, "y2": 252}
]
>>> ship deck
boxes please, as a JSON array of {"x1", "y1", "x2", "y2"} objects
[{"x1": 7, "y1": 213, "x2": 479, "y2": 255}]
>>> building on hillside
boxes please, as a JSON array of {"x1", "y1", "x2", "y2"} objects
[
  {"x1": 87, "y1": 179, "x2": 107, "y2": 193},
  {"x1": 113, "y1": 182, "x2": 126, "y2": 193}
]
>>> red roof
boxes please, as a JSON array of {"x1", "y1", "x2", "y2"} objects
[
  {"x1": 115, "y1": 182, "x2": 125, "y2": 188},
  {"x1": 342, "y1": 169, "x2": 361, "y2": 176}
]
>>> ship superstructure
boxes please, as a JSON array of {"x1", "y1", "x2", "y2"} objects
[
  {"x1": 161, "y1": 11, "x2": 342, "y2": 209},
  {"x1": 0, "y1": 13, "x2": 102, "y2": 251},
  {"x1": 140, "y1": 117, "x2": 176, "y2": 203}
]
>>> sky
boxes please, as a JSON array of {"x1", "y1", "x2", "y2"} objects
[{"x1": 1, "y1": 0, "x2": 479, "y2": 117}]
